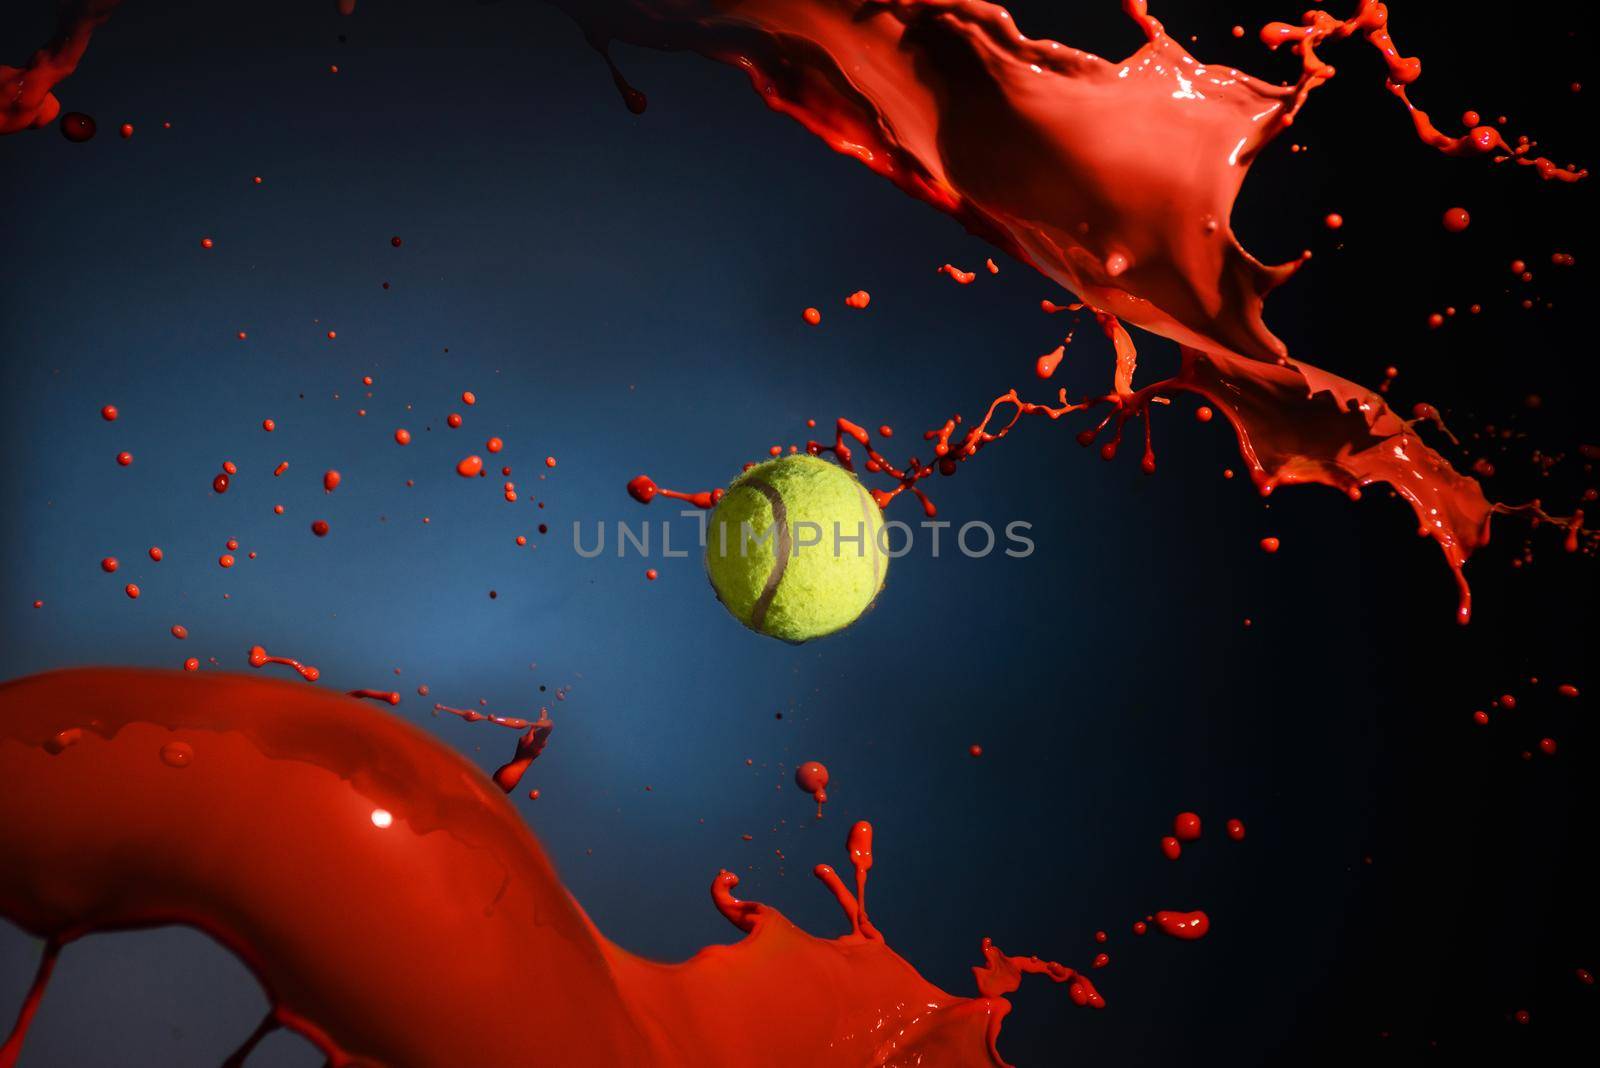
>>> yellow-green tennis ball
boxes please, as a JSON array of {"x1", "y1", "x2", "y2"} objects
[{"x1": 705, "y1": 454, "x2": 888, "y2": 642}]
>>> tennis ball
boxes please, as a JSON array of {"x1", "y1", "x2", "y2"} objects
[{"x1": 705, "y1": 454, "x2": 888, "y2": 642}]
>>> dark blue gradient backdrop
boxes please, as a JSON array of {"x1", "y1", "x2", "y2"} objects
[{"x1": 1, "y1": 2, "x2": 1595, "y2": 1065}]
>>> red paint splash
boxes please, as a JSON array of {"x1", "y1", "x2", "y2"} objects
[
  {"x1": 15, "y1": 0, "x2": 1590, "y2": 618},
  {"x1": 1, "y1": 669, "x2": 1117, "y2": 1067},
  {"x1": 574, "y1": 0, "x2": 1587, "y2": 621},
  {"x1": 435, "y1": 701, "x2": 555, "y2": 794},
  {"x1": 0, "y1": 1, "x2": 122, "y2": 135}
]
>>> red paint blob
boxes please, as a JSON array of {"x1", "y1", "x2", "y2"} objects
[
  {"x1": 1153, "y1": 910, "x2": 1210, "y2": 940},
  {"x1": 1172, "y1": 812, "x2": 1202, "y2": 841}
]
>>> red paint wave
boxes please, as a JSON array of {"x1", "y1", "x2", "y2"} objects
[{"x1": 0, "y1": 668, "x2": 1101, "y2": 1066}]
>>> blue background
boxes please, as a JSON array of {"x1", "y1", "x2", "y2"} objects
[{"x1": 1, "y1": 1, "x2": 1594, "y2": 1064}]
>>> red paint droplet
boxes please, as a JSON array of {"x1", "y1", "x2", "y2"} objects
[
  {"x1": 447, "y1": 413, "x2": 463, "y2": 429},
  {"x1": 311, "y1": 520, "x2": 330, "y2": 538},
  {"x1": 544, "y1": 456, "x2": 557, "y2": 469},
  {"x1": 262, "y1": 418, "x2": 275, "y2": 432},
  {"x1": 394, "y1": 428, "x2": 411, "y2": 445},
  {"x1": 200, "y1": 237, "x2": 215, "y2": 250},
  {"x1": 1195, "y1": 406, "x2": 1213, "y2": 422},
  {"x1": 1442, "y1": 207, "x2": 1471, "y2": 232},
  {"x1": 645, "y1": 568, "x2": 658, "y2": 581},
  {"x1": 1539, "y1": 737, "x2": 1557, "y2": 756},
  {"x1": 1324, "y1": 212, "x2": 1343, "y2": 229},
  {"x1": 794, "y1": 761, "x2": 829, "y2": 815},
  {"x1": 968, "y1": 744, "x2": 983, "y2": 758},
  {"x1": 487, "y1": 437, "x2": 504, "y2": 454},
  {"x1": 1172, "y1": 812, "x2": 1202, "y2": 841},
  {"x1": 170, "y1": 625, "x2": 188, "y2": 640},
  {"x1": 59, "y1": 112, "x2": 96, "y2": 141},
  {"x1": 183, "y1": 657, "x2": 199, "y2": 671},
  {"x1": 1259, "y1": 536, "x2": 1281, "y2": 553},
  {"x1": 100, "y1": 405, "x2": 118, "y2": 422},
  {"x1": 457, "y1": 455, "x2": 484, "y2": 478},
  {"x1": 845, "y1": 290, "x2": 871, "y2": 309},
  {"x1": 100, "y1": 557, "x2": 118, "y2": 573},
  {"x1": 1225, "y1": 818, "x2": 1246, "y2": 841},
  {"x1": 116, "y1": 452, "x2": 133, "y2": 467},
  {"x1": 118, "y1": 122, "x2": 133, "y2": 138},
  {"x1": 218, "y1": 554, "x2": 235, "y2": 568},
  {"x1": 1160, "y1": 836, "x2": 1181, "y2": 860},
  {"x1": 627, "y1": 476, "x2": 658, "y2": 504},
  {"x1": 124, "y1": 583, "x2": 140, "y2": 599},
  {"x1": 323, "y1": 470, "x2": 341, "y2": 493},
  {"x1": 391, "y1": 236, "x2": 403, "y2": 247},
  {"x1": 148, "y1": 547, "x2": 162, "y2": 562},
  {"x1": 212, "y1": 473, "x2": 231, "y2": 494},
  {"x1": 462, "y1": 391, "x2": 477, "y2": 406},
  {"x1": 803, "y1": 307, "x2": 822, "y2": 325}
]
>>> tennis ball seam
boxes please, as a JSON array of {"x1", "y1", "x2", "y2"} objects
[
  {"x1": 741, "y1": 474, "x2": 791, "y2": 632},
  {"x1": 852, "y1": 478, "x2": 882, "y2": 593}
]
